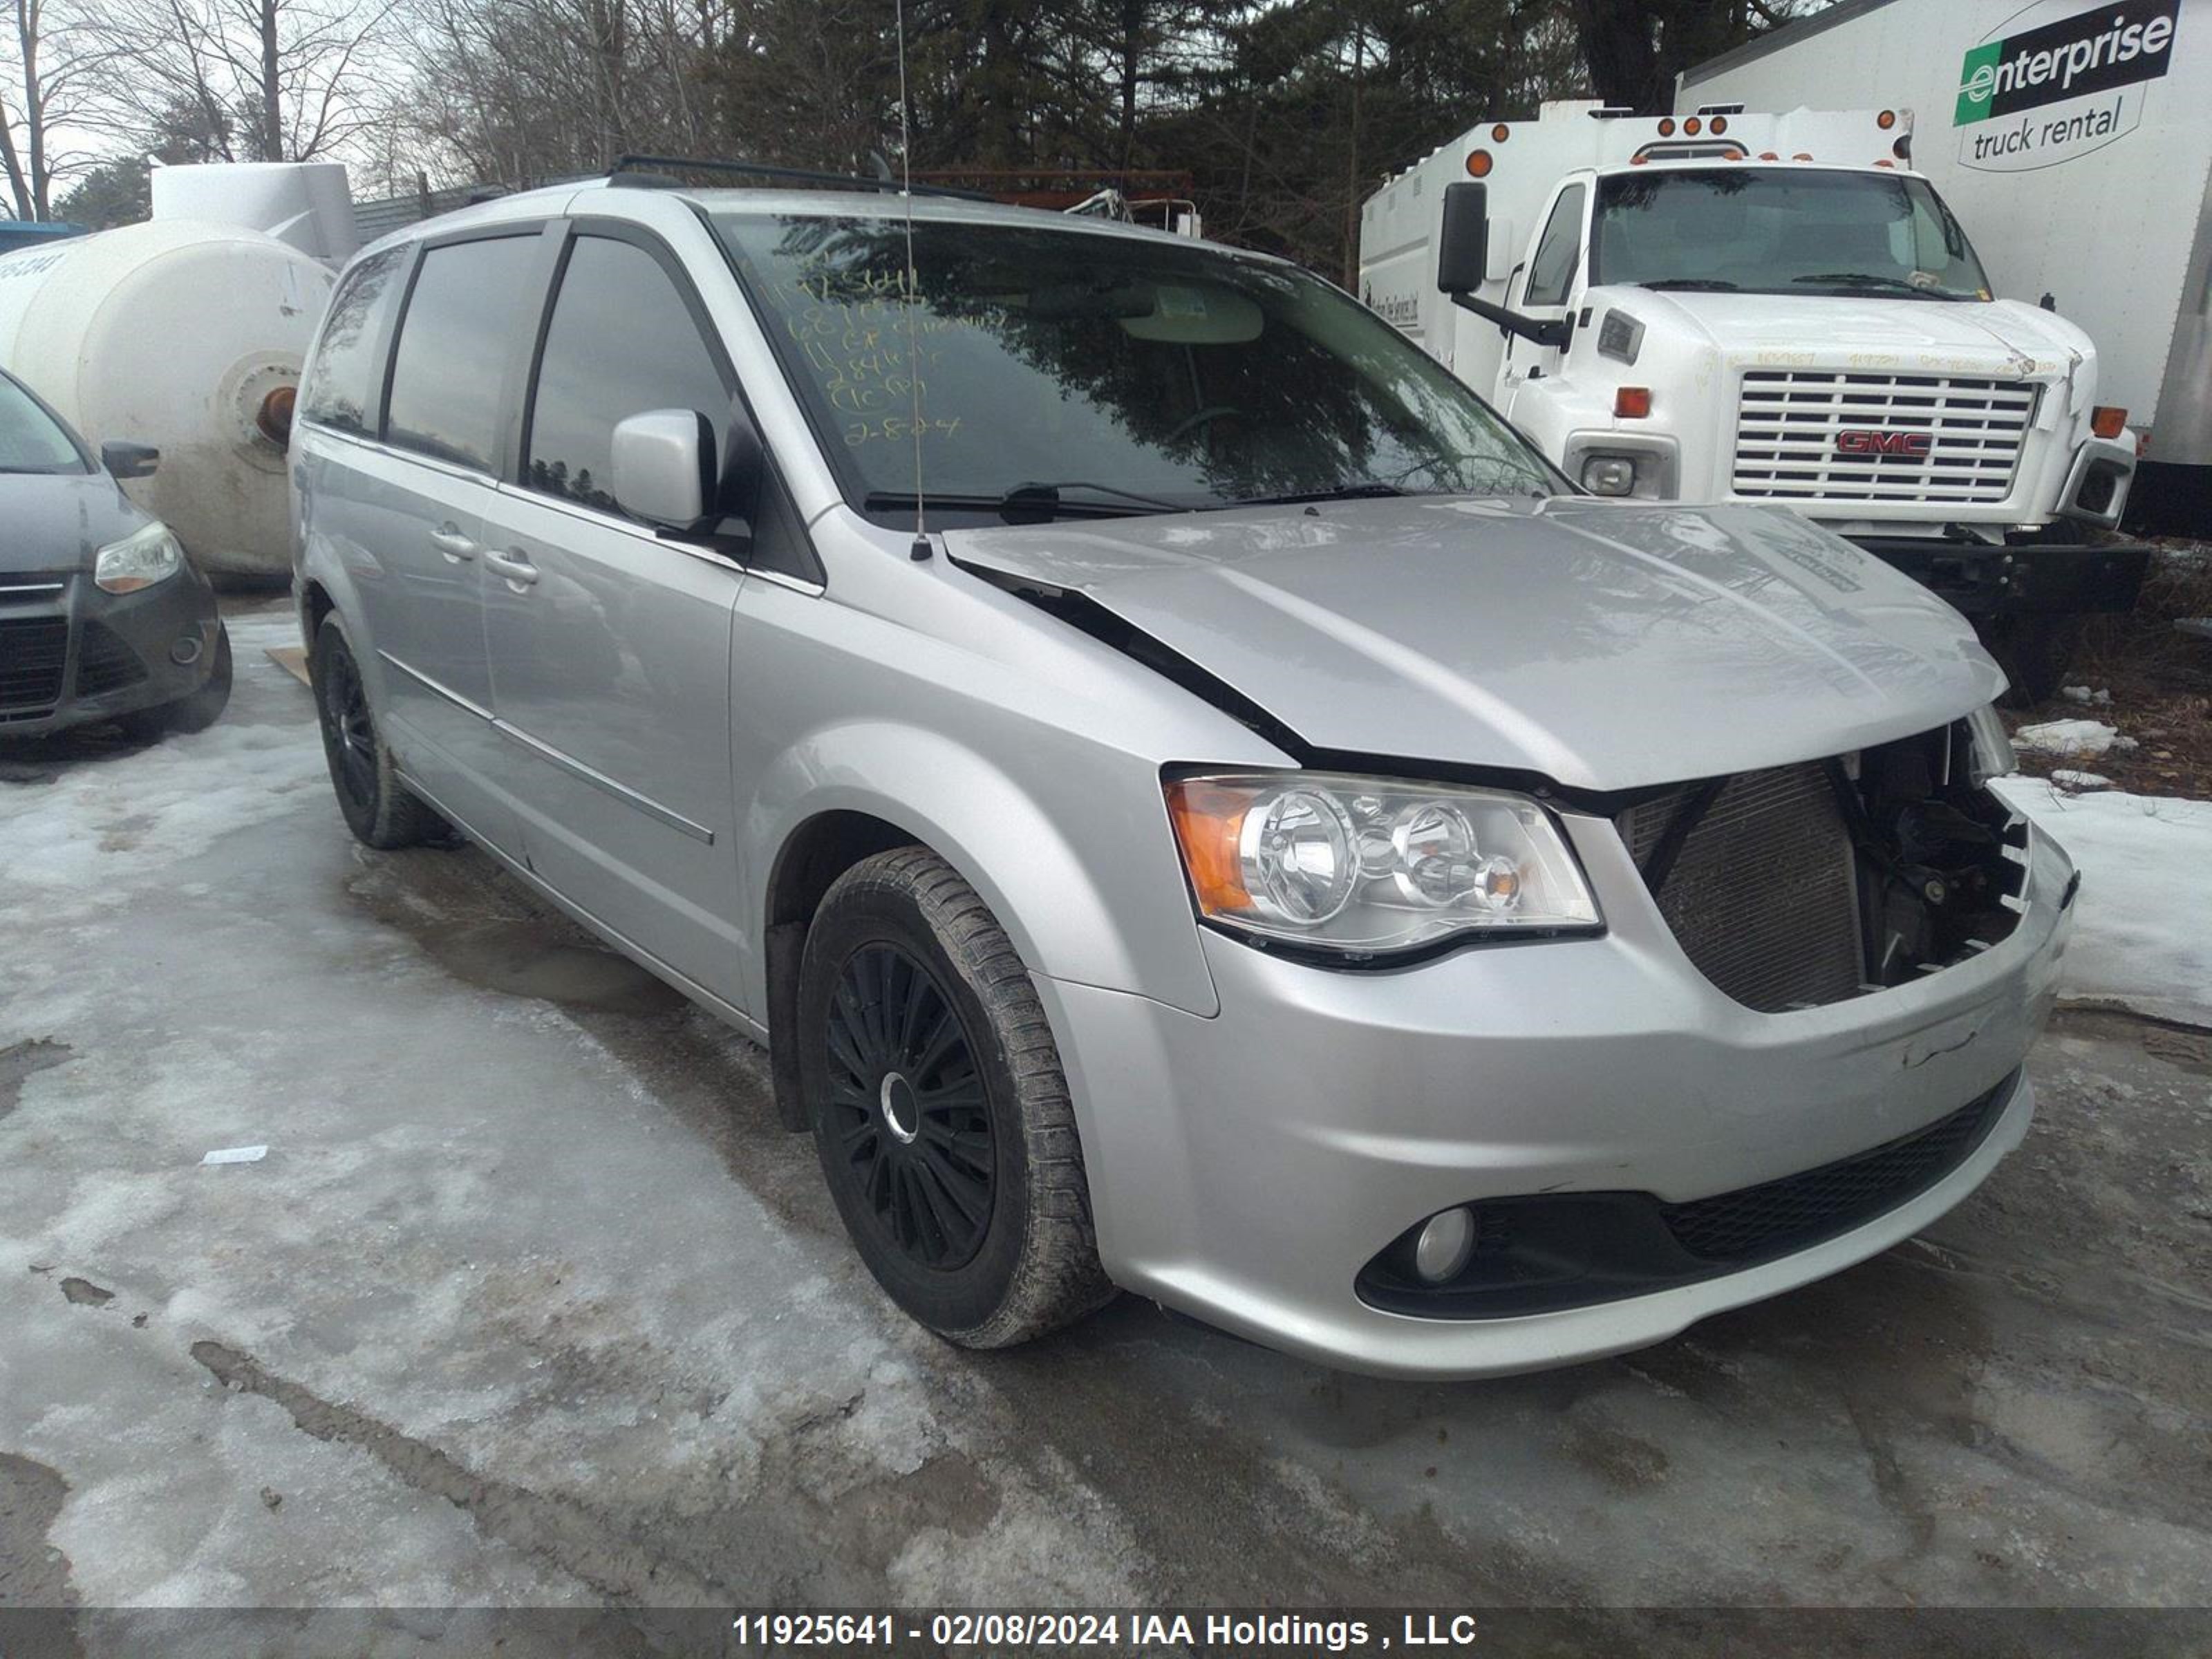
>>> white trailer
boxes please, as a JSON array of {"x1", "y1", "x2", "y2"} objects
[
  {"x1": 1358, "y1": 100, "x2": 2151, "y2": 697},
  {"x1": 1680, "y1": 0, "x2": 2212, "y2": 534}
]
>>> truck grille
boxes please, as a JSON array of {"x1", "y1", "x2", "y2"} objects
[
  {"x1": 0, "y1": 616, "x2": 70, "y2": 715},
  {"x1": 1618, "y1": 762, "x2": 1865, "y2": 1013},
  {"x1": 1732, "y1": 371, "x2": 2036, "y2": 505}
]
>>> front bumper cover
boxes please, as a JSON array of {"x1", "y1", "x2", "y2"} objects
[
  {"x1": 0, "y1": 568, "x2": 220, "y2": 736},
  {"x1": 1038, "y1": 807, "x2": 2074, "y2": 1380}
]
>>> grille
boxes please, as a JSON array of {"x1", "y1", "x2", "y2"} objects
[
  {"x1": 1732, "y1": 371, "x2": 2036, "y2": 505},
  {"x1": 74, "y1": 621, "x2": 147, "y2": 698},
  {"x1": 1618, "y1": 762, "x2": 1864, "y2": 1013},
  {"x1": 0, "y1": 616, "x2": 69, "y2": 713},
  {"x1": 1660, "y1": 1074, "x2": 2014, "y2": 1262}
]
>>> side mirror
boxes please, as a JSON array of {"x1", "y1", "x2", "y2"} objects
[
  {"x1": 611, "y1": 410, "x2": 715, "y2": 528},
  {"x1": 1437, "y1": 182, "x2": 1489, "y2": 294},
  {"x1": 101, "y1": 440, "x2": 160, "y2": 480}
]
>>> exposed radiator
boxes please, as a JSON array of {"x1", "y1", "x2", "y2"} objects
[
  {"x1": 1618, "y1": 762, "x2": 1865, "y2": 1013},
  {"x1": 1732, "y1": 371, "x2": 2036, "y2": 505}
]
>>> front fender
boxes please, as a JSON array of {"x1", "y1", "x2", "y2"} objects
[{"x1": 744, "y1": 721, "x2": 1221, "y2": 1020}]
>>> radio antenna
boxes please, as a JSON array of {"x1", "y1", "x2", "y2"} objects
[{"x1": 894, "y1": 0, "x2": 930, "y2": 561}]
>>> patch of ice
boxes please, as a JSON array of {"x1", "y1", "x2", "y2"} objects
[
  {"x1": 1994, "y1": 779, "x2": 2212, "y2": 1021},
  {"x1": 2050, "y1": 770, "x2": 2112, "y2": 791}
]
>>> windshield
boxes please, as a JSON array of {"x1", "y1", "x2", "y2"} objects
[
  {"x1": 0, "y1": 375, "x2": 87, "y2": 474},
  {"x1": 1592, "y1": 169, "x2": 1993, "y2": 301},
  {"x1": 711, "y1": 213, "x2": 1557, "y2": 519}
]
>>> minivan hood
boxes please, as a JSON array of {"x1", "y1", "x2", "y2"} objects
[
  {"x1": 946, "y1": 496, "x2": 2003, "y2": 792},
  {"x1": 1618, "y1": 288, "x2": 2088, "y2": 377},
  {"x1": 0, "y1": 471, "x2": 147, "y2": 574}
]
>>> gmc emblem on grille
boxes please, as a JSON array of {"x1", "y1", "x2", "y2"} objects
[{"x1": 1835, "y1": 429, "x2": 1932, "y2": 456}]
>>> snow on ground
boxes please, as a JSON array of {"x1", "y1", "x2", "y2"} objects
[
  {"x1": 1994, "y1": 775, "x2": 2212, "y2": 1024},
  {"x1": 2012, "y1": 718, "x2": 2137, "y2": 759}
]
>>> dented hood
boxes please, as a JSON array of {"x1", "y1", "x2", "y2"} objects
[{"x1": 944, "y1": 496, "x2": 2005, "y2": 792}]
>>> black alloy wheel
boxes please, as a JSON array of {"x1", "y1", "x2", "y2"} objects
[
  {"x1": 824, "y1": 941, "x2": 997, "y2": 1272},
  {"x1": 798, "y1": 847, "x2": 1114, "y2": 1347},
  {"x1": 308, "y1": 615, "x2": 449, "y2": 849},
  {"x1": 319, "y1": 634, "x2": 377, "y2": 816}
]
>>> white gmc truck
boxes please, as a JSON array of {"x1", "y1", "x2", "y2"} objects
[{"x1": 1357, "y1": 102, "x2": 2150, "y2": 700}]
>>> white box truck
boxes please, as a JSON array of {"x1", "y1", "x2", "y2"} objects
[
  {"x1": 1679, "y1": 0, "x2": 2211, "y2": 537},
  {"x1": 1357, "y1": 100, "x2": 2152, "y2": 700}
]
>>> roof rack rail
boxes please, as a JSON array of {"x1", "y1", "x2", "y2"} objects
[{"x1": 608, "y1": 155, "x2": 993, "y2": 200}]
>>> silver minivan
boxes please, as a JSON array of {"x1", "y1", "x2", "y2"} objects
[{"x1": 290, "y1": 171, "x2": 2074, "y2": 1378}]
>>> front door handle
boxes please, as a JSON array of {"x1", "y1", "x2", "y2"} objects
[
  {"x1": 429, "y1": 525, "x2": 476, "y2": 561},
  {"x1": 485, "y1": 547, "x2": 540, "y2": 590}
]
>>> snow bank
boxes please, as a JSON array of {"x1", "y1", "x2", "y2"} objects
[
  {"x1": 2012, "y1": 718, "x2": 2137, "y2": 759},
  {"x1": 1994, "y1": 777, "x2": 2212, "y2": 1024}
]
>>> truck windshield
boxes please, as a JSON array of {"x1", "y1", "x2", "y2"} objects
[
  {"x1": 712, "y1": 212, "x2": 1557, "y2": 520},
  {"x1": 1592, "y1": 169, "x2": 1992, "y2": 301},
  {"x1": 0, "y1": 375, "x2": 87, "y2": 474}
]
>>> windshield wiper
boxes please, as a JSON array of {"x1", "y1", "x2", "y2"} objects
[
  {"x1": 863, "y1": 481, "x2": 1185, "y2": 524},
  {"x1": 1219, "y1": 481, "x2": 1410, "y2": 509},
  {"x1": 1637, "y1": 278, "x2": 1740, "y2": 292},
  {"x1": 1790, "y1": 272, "x2": 1967, "y2": 299}
]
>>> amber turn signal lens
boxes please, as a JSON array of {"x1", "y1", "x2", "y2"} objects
[
  {"x1": 1709, "y1": 115, "x2": 1728, "y2": 135},
  {"x1": 1658, "y1": 118, "x2": 1676, "y2": 136},
  {"x1": 1491, "y1": 123, "x2": 1510, "y2": 142},
  {"x1": 1878, "y1": 109, "x2": 1897, "y2": 130},
  {"x1": 1615, "y1": 386, "x2": 1652, "y2": 419},
  {"x1": 1684, "y1": 116, "x2": 1702, "y2": 136},
  {"x1": 1465, "y1": 149, "x2": 1492, "y2": 178},
  {"x1": 2091, "y1": 406, "x2": 2128, "y2": 439},
  {"x1": 1164, "y1": 779, "x2": 1253, "y2": 913}
]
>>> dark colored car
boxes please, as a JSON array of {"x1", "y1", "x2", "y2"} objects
[{"x1": 0, "y1": 367, "x2": 229, "y2": 738}]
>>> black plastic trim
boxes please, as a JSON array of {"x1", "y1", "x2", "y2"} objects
[{"x1": 1358, "y1": 1069, "x2": 2017, "y2": 1320}]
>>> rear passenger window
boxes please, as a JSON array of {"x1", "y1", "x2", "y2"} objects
[
  {"x1": 301, "y1": 247, "x2": 404, "y2": 435},
  {"x1": 384, "y1": 236, "x2": 538, "y2": 471},
  {"x1": 525, "y1": 236, "x2": 731, "y2": 514}
]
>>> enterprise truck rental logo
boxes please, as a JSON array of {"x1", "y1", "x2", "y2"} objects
[{"x1": 1955, "y1": 0, "x2": 2179, "y2": 170}]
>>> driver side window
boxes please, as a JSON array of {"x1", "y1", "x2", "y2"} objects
[
  {"x1": 1523, "y1": 184, "x2": 1587, "y2": 310},
  {"x1": 525, "y1": 235, "x2": 733, "y2": 518}
]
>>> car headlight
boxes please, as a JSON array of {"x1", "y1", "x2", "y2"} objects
[
  {"x1": 1163, "y1": 771, "x2": 1602, "y2": 957},
  {"x1": 94, "y1": 521, "x2": 185, "y2": 594},
  {"x1": 1965, "y1": 702, "x2": 2016, "y2": 787}
]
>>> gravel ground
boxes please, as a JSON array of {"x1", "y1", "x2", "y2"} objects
[{"x1": 1, "y1": 601, "x2": 2208, "y2": 1656}]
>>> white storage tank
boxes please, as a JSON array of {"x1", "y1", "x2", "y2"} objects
[{"x1": 0, "y1": 218, "x2": 333, "y2": 579}]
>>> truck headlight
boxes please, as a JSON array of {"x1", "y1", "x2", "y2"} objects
[
  {"x1": 1164, "y1": 771, "x2": 1602, "y2": 957},
  {"x1": 1965, "y1": 703, "x2": 2016, "y2": 787},
  {"x1": 1580, "y1": 455, "x2": 1638, "y2": 496},
  {"x1": 94, "y1": 521, "x2": 185, "y2": 594}
]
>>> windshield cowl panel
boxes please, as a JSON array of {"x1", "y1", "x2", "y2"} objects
[
  {"x1": 710, "y1": 212, "x2": 1559, "y2": 526},
  {"x1": 1593, "y1": 167, "x2": 1994, "y2": 306}
]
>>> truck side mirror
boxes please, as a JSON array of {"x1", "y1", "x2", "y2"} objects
[{"x1": 1437, "y1": 182, "x2": 1488, "y2": 295}]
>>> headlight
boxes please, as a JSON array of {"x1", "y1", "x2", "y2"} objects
[
  {"x1": 1164, "y1": 771, "x2": 1602, "y2": 957},
  {"x1": 94, "y1": 521, "x2": 184, "y2": 594},
  {"x1": 1965, "y1": 702, "x2": 2016, "y2": 787}
]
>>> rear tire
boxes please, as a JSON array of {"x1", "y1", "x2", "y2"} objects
[
  {"x1": 799, "y1": 847, "x2": 1114, "y2": 1347},
  {"x1": 120, "y1": 624, "x2": 232, "y2": 738},
  {"x1": 309, "y1": 614, "x2": 449, "y2": 849}
]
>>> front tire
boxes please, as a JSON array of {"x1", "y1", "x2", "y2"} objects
[
  {"x1": 800, "y1": 847, "x2": 1114, "y2": 1347},
  {"x1": 308, "y1": 614, "x2": 449, "y2": 849}
]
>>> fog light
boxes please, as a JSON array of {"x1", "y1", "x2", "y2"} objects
[
  {"x1": 1413, "y1": 1207, "x2": 1477, "y2": 1284},
  {"x1": 169, "y1": 635, "x2": 202, "y2": 666},
  {"x1": 1582, "y1": 455, "x2": 1637, "y2": 496}
]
